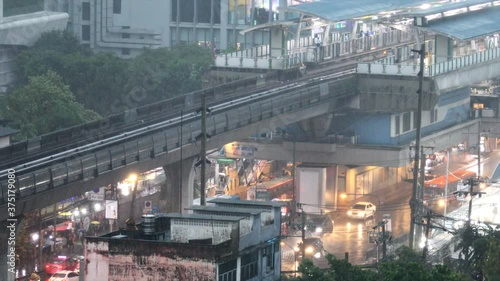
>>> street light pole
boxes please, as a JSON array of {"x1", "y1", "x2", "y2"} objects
[{"x1": 128, "y1": 174, "x2": 138, "y2": 221}]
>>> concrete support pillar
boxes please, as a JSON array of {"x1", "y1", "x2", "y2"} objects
[
  {"x1": 300, "y1": 113, "x2": 333, "y2": 138},
  {"x1": 220, "y1": 0, "x2": 228, "y2": 50},
  {"x1": 0, "y1": 0, "x2": 4, "y2": 22},
  {"x1": 434, "y1": 34, "x2": 452, "y2": 64},
  {"x1": 269, "y1": 26, "x2": 284, "y2": 57},
  {"x1": 163, "y1": 157, "x2": 196, "y2": 213}
]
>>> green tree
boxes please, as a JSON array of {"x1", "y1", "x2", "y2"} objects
[
  {"x1": 32, "y1": 29, "x2": 89, "y2": 55},
  {"x1": 61, "y1": 52, "x2": 130, "y2": 115},
  {"x1": 285, "y1": 248, "x2": 468, "y2": 281},
  {"x1": 5, "y1": 71, "x2": 100, "y2": 140},
  {"x1": 125, "y1": 44, "x2": 212, "y2": 106},
  {"x1": 484, "y1": 236, "x2": 500, "y2": 280}
]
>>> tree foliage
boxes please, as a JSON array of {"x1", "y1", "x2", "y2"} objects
[
  {"x1": 124, "y1": 44, "x2": 212, "y2": 106},
  {"x1": 4, "y1": 71, "x2": 100, "y2": 140},
  {"x1": 284, "y1": 247, "x2": 468, "y2": 281},
  {"x1": 14, "y1": 31, "x2": 213, "y2": 117}
]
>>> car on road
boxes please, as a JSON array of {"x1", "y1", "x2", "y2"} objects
[
  {"x1": 294, "y1": 237, "x2": 324, "y2": 260},
  {"x1": 347, "y1": 202, "x2": 376, "y2": 220},
  {"x1": 45, "y1": 256, "x2": 79, "y2": 275},
  {"x1": 48, "y1": 270, "x2": 80, "y2": 281},
  {"x1": 304, "y1": 213, "x2": 334, "y2": 236}
]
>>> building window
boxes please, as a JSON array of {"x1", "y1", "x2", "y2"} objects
[
  {"x1": 218, "y1": 259, "x2": 237, "y2": 281},
  {"x1": 402, "y1": 112, "x2": 411, "y2": 132},
  {"x1": 213, "y1": 0, "x2": 221, "y2": 24},
  {"x1": 113, "y1": 0, "x2": 121, "y2": 14},
  {"x1": 240, "y1": 252, "x2": 258, "y2": 281},
  {"x1": 197, "y1": 0, "x2": 211, "y2": 23},
  {"x1": 264, "y1": 244, "x2": 275, "y2": 271},
  {"x1": 395, "y1": 115, "x2": 400, "y2": 135},
  {"x1": 180, "y1": 0, "x2": 194, "y2": 23},
  {"x1": 121, "y1": 48, "x2": 130, "y2": 56},
  {"x1": 122, "y1": 26, "x2": 130, "y2": 39},
  {"x1": 171, "y1": 0, "x2": 178, "y2": 22},
  {"x1": 430, "y1": 108, "x2": 438, "y2": 123},
  {"x1": 81, "y1": 25, "x2": 90, "y2": 41},
  {"x1": 82, "y1": 2, "x2": 90, "y2": 20}
]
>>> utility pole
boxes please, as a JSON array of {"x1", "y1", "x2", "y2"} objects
[
  {"x1": 416, "y1": 146, "x2": 426, "y2": 244},
  {"x1": 477, "y1": 120, "x2": 481, "y2": 181},
  {"x1": 200, "y1": 95, "x2": 207, "y2": 206},
  {"x1": 444, "y1": 149, "x2": 450, "y2": 216},
  {"x1": 179, "y1": 109, "x2": 183, "y2": 212},
  {"x1": 196, "y1": 95, "x2": 211, "y2": 206},
  {"x1": 129, "y1": 177, "x2": 139, "y2": 220},
  {"x1": 422, "y1": 211, "x2": 432, "y2": 260},
  {"x1": 381, "y1": 222, "x2": 387, "y2": 260},
  {"x1": 409, "y1": 43, "x2": 425, "y2": 250},
  {"x1": 292, "y1": 139, "x2": 296, "y2": 215},
  {"x1": 298, "y1": 203, "x2": 306, "y2": 261}
]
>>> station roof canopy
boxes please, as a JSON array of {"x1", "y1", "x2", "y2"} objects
[
  {"x1": 400, "y1": 0, "x2": 494, "y2": 17},
  {"x1": 282, "y1": 0, "x2": 432, "y2": 22},
  {"x1": 419, "y1": 5, "x2": 500, "y2": 40}
]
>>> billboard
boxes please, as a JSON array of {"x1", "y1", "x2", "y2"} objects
[
  {"x1": 222, "y1": 142, "x2": 257, "y2": 158},
  {"x1": 105, "y1": 200, "x2": 118, "y2": 219}
]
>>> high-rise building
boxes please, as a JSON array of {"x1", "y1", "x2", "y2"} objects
[
  {"x1": 0, "y1": 0, "x2": 68, "y2": 91},
  {"x1": 47, "y1": 0, "x2": 293, "y2": 58}
]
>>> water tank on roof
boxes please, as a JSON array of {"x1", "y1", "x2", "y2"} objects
[{"x1": 142, "y1": 214, "x2": 157, "y2": 235}]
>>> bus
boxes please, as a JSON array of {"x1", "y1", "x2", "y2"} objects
[{"x1": 424, "y1": 169, "x2": 476, "y2": 207}]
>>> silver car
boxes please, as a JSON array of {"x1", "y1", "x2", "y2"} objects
[{"x1": 347, "y1": 202, "x2": 376, "y2": 220}]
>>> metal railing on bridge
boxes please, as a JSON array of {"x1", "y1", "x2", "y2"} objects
[
  {"x1": 358, "y1": 46, "x2": 500, "y2": 77},
  {"x1": 215, "y1": 29, "x2": 415, "y2": 70}
]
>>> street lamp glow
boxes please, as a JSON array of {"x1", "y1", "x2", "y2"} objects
[
  {"x1": 73, "y1": 210, "x2": 80, "y2": 217},
  {"x1": 121, "y1": 186, "x2": 130, "y2": 196},
  {"x1": 340, "y1": 193, "x2": 347, "y2": 199},
  {"x1": 94, "y1": 203, "x2": 101, "y2": 212},
  {"x1": 128, "y1": 174, "x2": 138, "y2": 182},
  {"x1": 31, "y1": 233, "x2": 39, "y2": 242},
  {"x1": 81, "y1": 208, "x2": 88, "y2": 215}
]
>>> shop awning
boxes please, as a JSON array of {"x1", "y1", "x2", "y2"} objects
[{"x1": 216, "y1": 158, "x2": 235, "y2": 165}]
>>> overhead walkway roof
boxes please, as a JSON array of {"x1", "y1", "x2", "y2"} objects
[
  {"x1": 420, "y1": 6, "x2": 500, "y2": 40},
  {"x1": 284, "y1": 0, "x2": 500, "y2": 41},
  {"x1": 401, "y1": 0, "x2": 493, "y2": 16},
  {"x1": 282, "y1": 0, "x2": 431, "y2": 22}
]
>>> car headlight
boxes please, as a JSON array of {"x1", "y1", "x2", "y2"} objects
[
  {"x1": 313, "y1": 252, "x2": 321, "y2": 259},
  {"x1": 315, "y1": 227, "x2": 323, "y2": 233},
  {"x1": 306, "y1": 247, "x2": 314, "y2": 254},
  {"x1": 347, "y1": 211, "x2": 352, "y2": 215}
]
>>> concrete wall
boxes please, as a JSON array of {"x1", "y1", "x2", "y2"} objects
[
  {"x1": 357, "y1": 75, "x2": 436, "y2": 112},
  {"x1": 85, "y1": 238, "x2": 228, "y2": 281},
  {"x1": 331, "y1": 113, "x2": 392, "y2": 145},
  {"x1": 170, "y1": 219, "x2": 238, "y2": 244}
]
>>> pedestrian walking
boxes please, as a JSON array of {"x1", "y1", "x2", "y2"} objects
[{"x1": 314, "y1": 34, "x2": 321, "y2": 48}]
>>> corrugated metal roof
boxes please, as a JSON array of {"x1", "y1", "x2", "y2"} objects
[
  {"x1": 401, "y1": 0, "x2": 492, "y2": 17},
  {"x1": 423, "y1": 6, "x2": 500, "y2": 40},
  {"x1": 283, "y1": 0, "x2": 431, "y2": 22}
]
